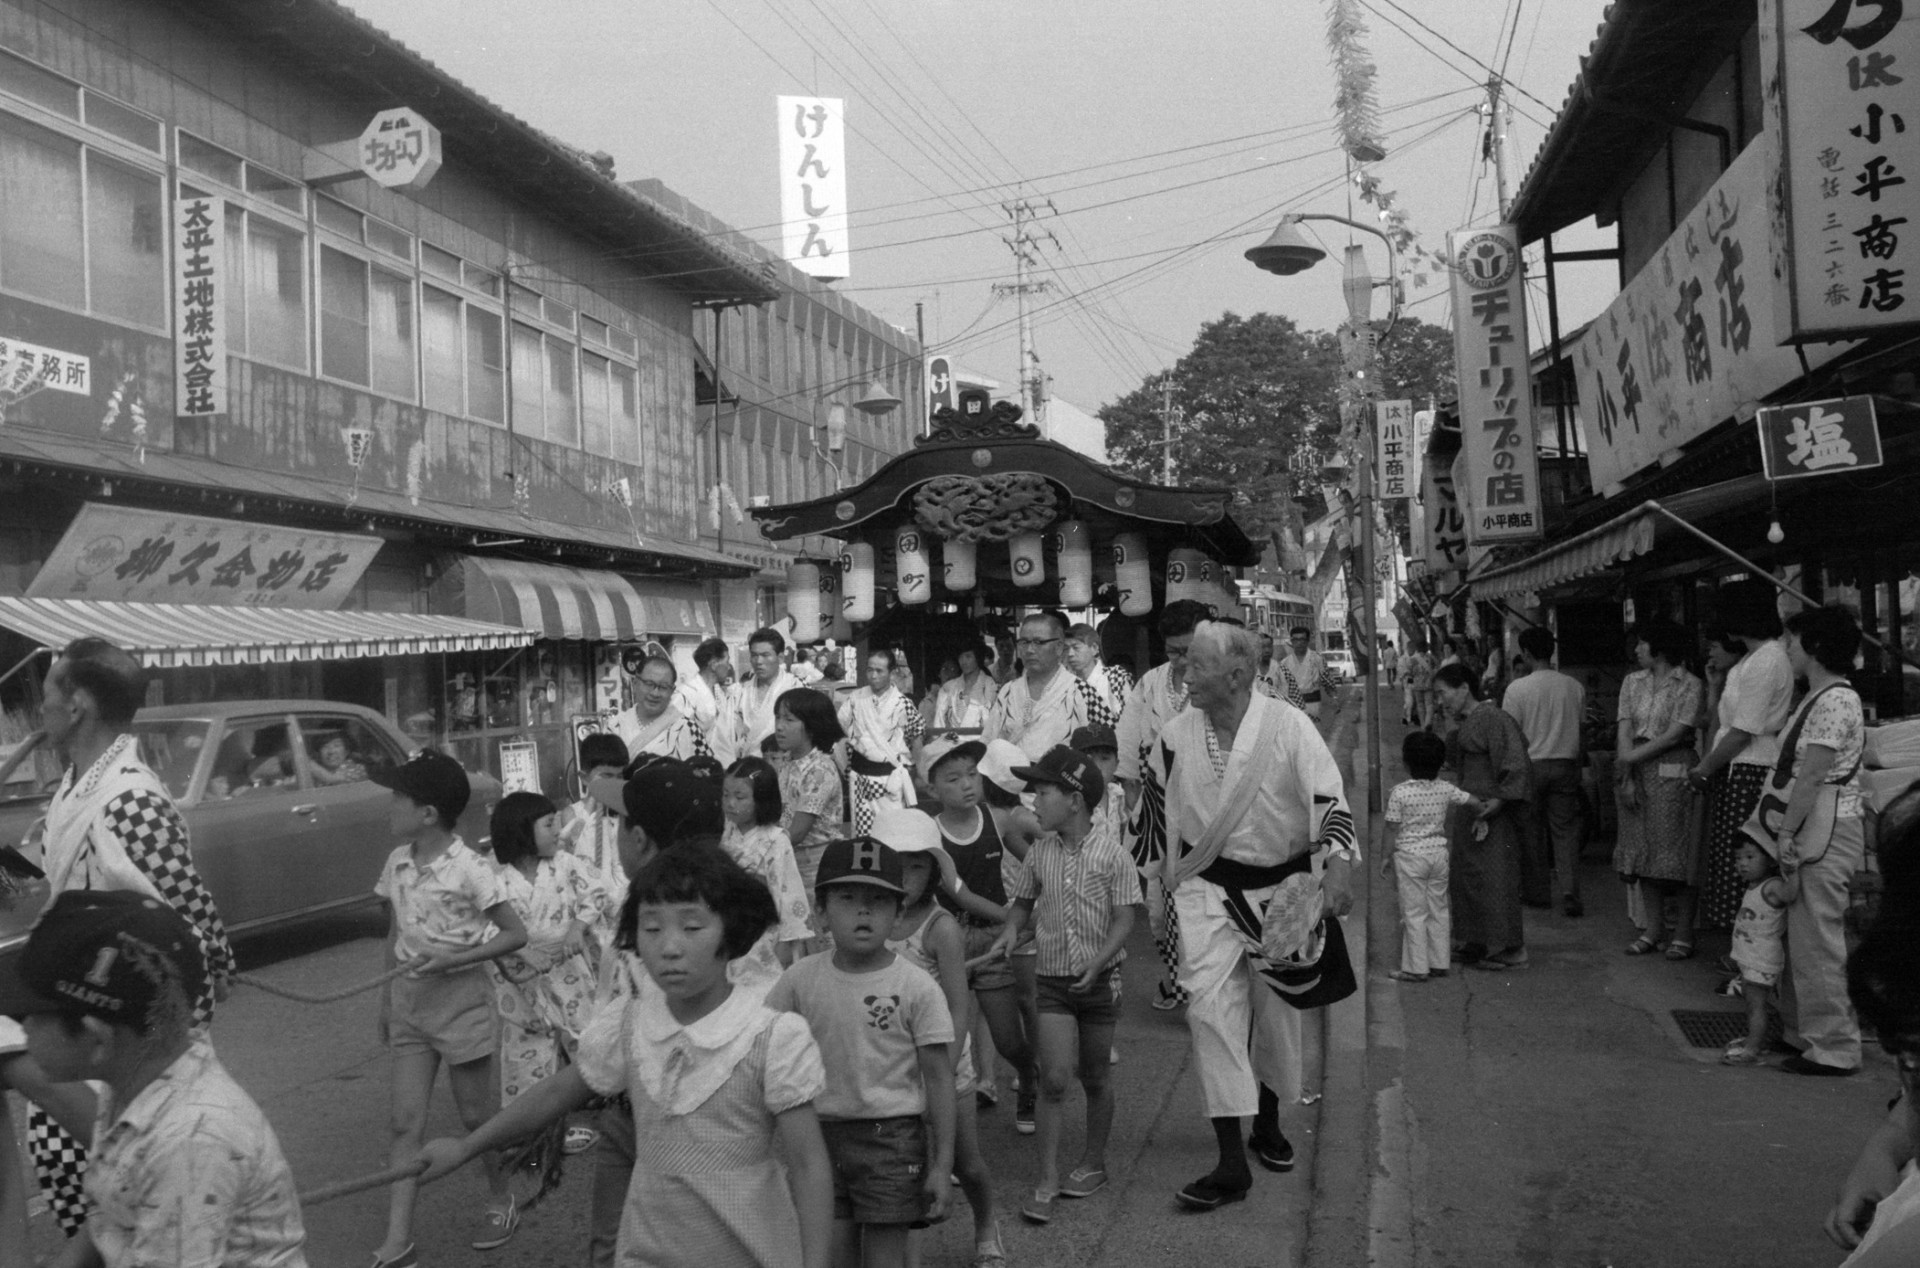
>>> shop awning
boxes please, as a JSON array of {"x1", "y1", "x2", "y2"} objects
[
  {"x1": 442, "y1": 557, "x2": 646, "y2": 641},
  {"x1": 0, "y1": 598, "x2": 532, "y2": 667},
  {"x1": 626, "y1": 579, "x2": 715, "y2": 638},
  {"x1": 1470, "y1": 475, "x2": 1768, "y2": 601}
]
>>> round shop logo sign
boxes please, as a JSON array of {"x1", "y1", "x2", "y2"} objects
[
  {"x1": 1458, "y1": 232, "x2": 1517, "y2": 290},
  {"x1": 1013, "y1": 556, "x2": 1035, "y2": 577}
]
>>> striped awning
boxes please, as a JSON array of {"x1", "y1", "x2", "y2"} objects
[
  {"x1": 0, "y1": 598, "x2": 533, "y2": 668},
  {"x1": 446, "y1": 557, "x2": 646, "y2": 641}
]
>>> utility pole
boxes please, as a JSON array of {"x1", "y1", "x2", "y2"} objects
[
  {"x1": 993, "y1": 199, "x2": 1055, "y2": 435},
  {"x1": 1159, "y1": 375, "x2": 1177, "y2": 483},
  {"x1": 1486, "y1": 76, "x2": 1514, "y2": 219}
]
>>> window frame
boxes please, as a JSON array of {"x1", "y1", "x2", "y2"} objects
[{"x1": 313, "y1": 225, "x2": 419, "y2": 403}]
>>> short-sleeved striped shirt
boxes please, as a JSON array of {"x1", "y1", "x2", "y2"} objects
[{"x1": 1012, "y1": 829, "x2": 1143, "y2": 978}]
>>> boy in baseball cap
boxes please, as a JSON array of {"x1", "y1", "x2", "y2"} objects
[
  {"x1": 0, "y1": 890, "x2": 308, "y2": 1267},
  {"x1": 1069, "y1": 724, "x2": 1128, "y2": 855},
  {"x1": 993, "y1": 746, "x2": 1141, "y2": 1225},
  {"x1": 766, "y1": 834, "x2": 956, "y2": 1266}
]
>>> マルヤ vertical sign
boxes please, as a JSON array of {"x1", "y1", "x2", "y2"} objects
[
  {"x1": 778, "y1": 96, "x2": 850, "y2": 280},
  {"x1": 1376, "y1": 399, "x2": 1412, "y2": 499},
  {"x1": 1448, "y1": 226, "x2": 1542, "y2": 543},
  {"x1": 1772, "y1": 0, "x2": 1918, "y2": 340},
  {"x1": 174, "y1": 196, "x2": 224, "y2": 416}
]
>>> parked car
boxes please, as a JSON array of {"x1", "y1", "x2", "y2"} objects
[
  {"x1": 0, "y1": 701, "x2": 502, "y2": 958},
  {"x1": 1322, "y1": 650, "x2": 1356, "y2": 683}
]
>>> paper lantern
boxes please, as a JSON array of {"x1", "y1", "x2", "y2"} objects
[
  {"x1": 1009, "y1": 531, "x2": 1045, "y2": 588},
  {"x1": 840, "y1": 542, "x2": 875, "y2": 623},
  {"x1": 1196, "y1": 557, "x2": 1219, "y2": 617},
  {"x1": 819, "y1": 562, "x2": 852, "y2": 640},
  {"x1": 1167, "y1": 547, "x2": 1205, "y2": 606},
  {"x1": 1055, "y1": 520, "x2": 1092, "y2": 607},
  {"x1": 1113, "y1": 533, "x2": 1152, "y2": 617},
  {"x1": 787, "y1": 561, "x2": 821, "y2": 642},
  {"x1": 895, "y1": 527, "x2": 932, "y2": 606},
  {"x1": 943, "y1": 537, "x2": 977, "y2": 592}
]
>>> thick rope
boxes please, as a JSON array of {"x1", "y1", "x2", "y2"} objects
[
  {"x1": 230, "y1": 963, "x2": 412, "y2": 1005},
  {"x1": 297, "y1": 1159, "x2": 427, "y2": 1207}
]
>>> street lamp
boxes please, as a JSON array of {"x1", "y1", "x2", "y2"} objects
[{"x1": 1247, "y1": 211, "x2": 1400, "y2": 812}]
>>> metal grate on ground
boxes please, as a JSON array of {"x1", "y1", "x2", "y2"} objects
[{"x1": 1671, "y1": 1008, "x2": 1784, "y2": 1049}]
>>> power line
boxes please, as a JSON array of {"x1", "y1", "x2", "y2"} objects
[{"x1": 1362, "y1": 0, "x2": 1560, "y2": 117}]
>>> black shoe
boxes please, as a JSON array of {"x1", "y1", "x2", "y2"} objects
[
  {"x1": 1248, "y1": 1129, "x2": 1295, "y2": 1172},
  {"x1": 1174, "y1": 1173, "x2": 1251, "y2": 1211},
  {"x1": 1454, "y1": 942, "x2": 1487, "y2": 966},
  {"x1": 1563, "y1": 896, "x2": 1584, "y2": 918},
  {"x1": 1781, "y1": 1055, "x2": 1857, "y2": 1077}
]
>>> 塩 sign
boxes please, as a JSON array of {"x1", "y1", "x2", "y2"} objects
[
  {"x1": 358, "y1": 108, "x2": 442, "y2": 192},
  {"x1": 173, "y1": 196, "x2": 224, "y2": 417},
  {"x1": 1448, "y1": 226, "x2": 1543, "y2": 543},
  {"x1": 778, "y1": 96, "x2": 850, "y2": 280},
  {"x1": 1756, "y1": 394, "x2": 1883, "y2": 479},
  {"x1": 1769, "y1": 0, "x2": 1918, "y2": 340},
  {"x1": 1376, "y1": 399, "x2": 1412, "y2": 500},
  {"x1": 29, "y1": 503, "x2": 382, "y2": 608}
]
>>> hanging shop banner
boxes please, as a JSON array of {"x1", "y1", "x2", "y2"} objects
[
  {"x1": 1419, "y1": 450, "x2": 1466, "y2": 575},
  {"x1": 1410, "y1": 407, "x2": 1434, "y2": 493},
  {"x1": 926, "y1": 355, "x2": 955, "y2": 428},
  {"x1": 1448, "y1": 226, "x2": 1543, "y2": 542},
  {"x1": 1376, "y1": 399, "x2": 1412, "y2": 500},
  {"x1": 0, "y1": 337, "x2": 89, "y2": 398},
  {"x1": 778, "y1": 95, "x2": 850, "y2": 280},
  {"x1": 173, "y1": 195, "x2": 224, "y2": 417},
  {"x1": 1767, "y1": 0, "x2": 1919, "y2": 341},
  {"x1": 28, "y1": 503, "x2": 382, "y2": 607},
  {"x1": 1574, "y1": 143, "x2": 1844, "y2": 493},
  {"x1": 1756, "y1": 394, "x2": 1884, "y2": 479}
]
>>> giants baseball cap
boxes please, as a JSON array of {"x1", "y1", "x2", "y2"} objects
[
  {"x1": 1068, "y1": 724, "x2": 1118, "y2": 754},
  {"x1": 1011, "y1": 744, "x2": 1106, "y2": 810},
  {"x1": 814, "y1": 836, "x2": 906, "y2": 896},
  {"x1": 0, "y1": 890, "x2": 205, "y2": 1029}
]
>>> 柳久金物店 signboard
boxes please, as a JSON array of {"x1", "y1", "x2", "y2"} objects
[
  {"x1": 1447, "y1": 225, "x2": 1543, "y2": 543},
  {"x1": 29, "y1": 504, "x2": 383, "y2": 607}
]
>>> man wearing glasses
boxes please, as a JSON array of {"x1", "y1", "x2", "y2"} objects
[
  {"x1": 609, "y1": 654, "x2": 711, "y2": 762},
  {"x1": 984, "y1": 611, "x2": 1115, "y2": 763}
]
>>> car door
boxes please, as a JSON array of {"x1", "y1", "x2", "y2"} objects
[
  {"x1": 187, "y1": 713, "x2": 322, "y2": 931},
  {"x1": 289, "y1": 711, "x2": 410, "y2": 909}
]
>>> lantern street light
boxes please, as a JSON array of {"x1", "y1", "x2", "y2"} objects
[{"x1": 1247, "y1": 212, "x2": 1400, "y2": 811}]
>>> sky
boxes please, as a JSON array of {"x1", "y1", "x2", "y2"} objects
[{"x1": 343, "y1": 0, "x2": 1620, "y2": 415}]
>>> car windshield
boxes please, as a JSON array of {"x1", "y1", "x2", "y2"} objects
[{"x1": 126, "y1": 720, "x2": 212, "y2": 800}]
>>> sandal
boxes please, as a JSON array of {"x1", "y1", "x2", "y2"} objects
[
  {"x1": 1624, "y1": 937, "x2": 1663, "y2": 956},
  {"x1": 1665, "y1": 941, "x2": 1696, "y2": 960},
  {"x1": 1721, "y1": 1042, "x2": 1762, "y2": 1066}
]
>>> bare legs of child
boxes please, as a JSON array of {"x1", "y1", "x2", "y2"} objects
[
  {"x1": 903, "y1": 1095, "x2": 1004, "y2": 1268},
  {"x1": 1724, "y1": 975, "x2": 1774, "y2": 1065},
  {"x1": 972, "y1": 983, "x2": 1034, "y2": 1123},
  {"x1": 379, "y1": 1050, "x2": 515, "y2": 1264},
  {"x1": 1026, "y1": 1011, "x2": 1116, "y2": 1219}
]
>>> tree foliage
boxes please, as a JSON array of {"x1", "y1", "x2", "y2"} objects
[{"x1": 1098, "y1": 312, "x2": 1457, "y2": 546}]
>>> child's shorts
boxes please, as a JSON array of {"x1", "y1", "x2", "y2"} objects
[
  {"x1": 820, "y1": 1116, "x2": 928, "y2": 1225},
  {"x1": 1737, "y1": 961, "x2": 1782, "y2": 989},
  {"x1": 1035, "y1": 970, "x2": 1121, "y2": 1024},
  {"x1": 961, "y1": 922, "x2": 1017, "y2": 992},
  {"x1": 388, "y1": 966, "x2": 496, "y2": 1064}
]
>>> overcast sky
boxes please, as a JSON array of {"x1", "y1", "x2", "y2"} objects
[{"x1": 345, "y1": 0, "x2": 1619, "y2": 412}]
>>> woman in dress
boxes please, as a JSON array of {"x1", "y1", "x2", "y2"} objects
[
  {"x1": 1615, "y1": 619, "x2": 1706, "y2": 960},
  {"x1": 1775, "y1": 604, "x2": 1868, "y2": 1076},
  {"x1": 1687, "y1": 582, "x2": 1794, "y2": 930},
  {"x1": 1433, "y1": 663, "x2": 1533, "y2": 969}
]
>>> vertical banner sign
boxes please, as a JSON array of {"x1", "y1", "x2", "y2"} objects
[
  {"x1": 778, "y1": 96, "x2": 850, "y2": 280},
  {"x1": 926, "y1": 355, "x2": 954, "y2": 428},
  {"x1": 1773, "y1": 0, "x2": 1918, "y2": 340},
  {"x1": 1375, "y1": 399, "x2": 1412, "y2": 499},
  {"x1": 1411, "y1": 408, "x2": 1434, "y2": 493},
  {"x1": 1419, "y1": 455, "x2": 1466, "y2": 574},
  {"x1": 174, "y1": 196, "x2": 224, "y2": 417},
  {"x1": 1756, "y1": 394, "x2": 1884, "y2": 479},
  {"x1": 1448, "y1": 226, "x2": 1542, "y2": 543}
]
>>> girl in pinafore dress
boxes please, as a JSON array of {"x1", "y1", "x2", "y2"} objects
[
  {"x1": 414, "y1": 845, "x2": 834, "y2": 1268},
  {"x1": 721, "y1": 756, "x2": 816, "y2": 998},
  {"x1": 876, "y1": 805, "x2": 1007, "y2": 1267}
]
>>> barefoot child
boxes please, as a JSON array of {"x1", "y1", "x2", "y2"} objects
[
  {"x1": 722, "y1": 756, "x2": 817, "y2": 995},
  {"x1": 874, "y1": 805, "x2": 1007, "y2": 1267},
  {"x1": 767, "y1": 836, "x2": 956, "y2": 1268},
  {"x1": 992, "y1": 746, "x2": 1140, "y2": 1225},
  {"x1": 414, "y1": 845, "x2": 835, "y2": 1268},
  {"x1": 1381, "y1": 731, "x2": 1485, "y2": 983},
  {"x1": 371, "y1": 750, "x2": 528, "y2": 1266},
  {"x1": 1722, "y1": 835, "x2": 1797, "y2": 1066}
]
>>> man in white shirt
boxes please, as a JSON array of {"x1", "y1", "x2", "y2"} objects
[
  {"x1": 931, "y1": 641, "x2": 997, "y2": 733},
  {"x1": 672, "y1": 638, "x2": 732, "y2": 759},
  {"x1": 1281, "y1": 628, "x2": 1329, "y2": 724},
  {"x1": 983, "y1": 611, "x2": 1112, "y2": 761},
  {"x1": 1501, "y1": 627, "x2": 1587, "y2": 916},
  {"x1": 716, "y1": 627, "x2": 803, "y2": 765},
  {"x1": 838, "y1": 648, "x2": 925, "y2": 832},
  {"x1": 1066, "y1": 622, "x2": 1134, "y2": 719}
]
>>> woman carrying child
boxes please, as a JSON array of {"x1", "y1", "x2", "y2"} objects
[
  {"x1": 415, "y1": 845, "x2": 835, "y2": 1268},
  {"x1": 722, "y1": 756, "x2": 817, "y2": 995},
  {"x1": 487, "y1": 791, "x2": 619, "y2": 1106}
]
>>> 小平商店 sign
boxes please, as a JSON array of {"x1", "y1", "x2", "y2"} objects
[
  {"x1": 1756, "y1": 394, "x2": 1884, "y2": 479},
  {"x1": 28, "y1": 504, "x2": 383, "y2": 608},
  {"x1": 1769, "y1": 0, "x2": 1919, "y2": 341}
]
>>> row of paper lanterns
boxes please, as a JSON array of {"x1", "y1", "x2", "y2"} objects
[{"x1": 785, "y1": 527, "x2": 1237, "y2": 640}]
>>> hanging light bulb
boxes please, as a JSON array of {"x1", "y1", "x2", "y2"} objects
[{"x1": 1767, "y1": 520, "x2": 1785, "y2": 545}]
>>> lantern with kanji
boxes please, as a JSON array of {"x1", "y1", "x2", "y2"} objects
[
  {"x1": 943, "y1": 537, "x2": 977, "y2": 592},
  {"x1": 895, "y1": 527, "x2": 932, "y2": 605},
  {"x1": 840, "y1": 542, "x2": 876, "y2": 623},
  {"x1": 1113, "y1": 533, "x2": 1152, "y2": 616},
  {"x1": 1009, "y1": 531, "x2": 1045, "y2": 588},
  {"x1": 1055, "y1": 520, "x2": 1092, "y2": 607},
  {"x1": 787, "y1": 561, "x2": 821, "y2": 642}
]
